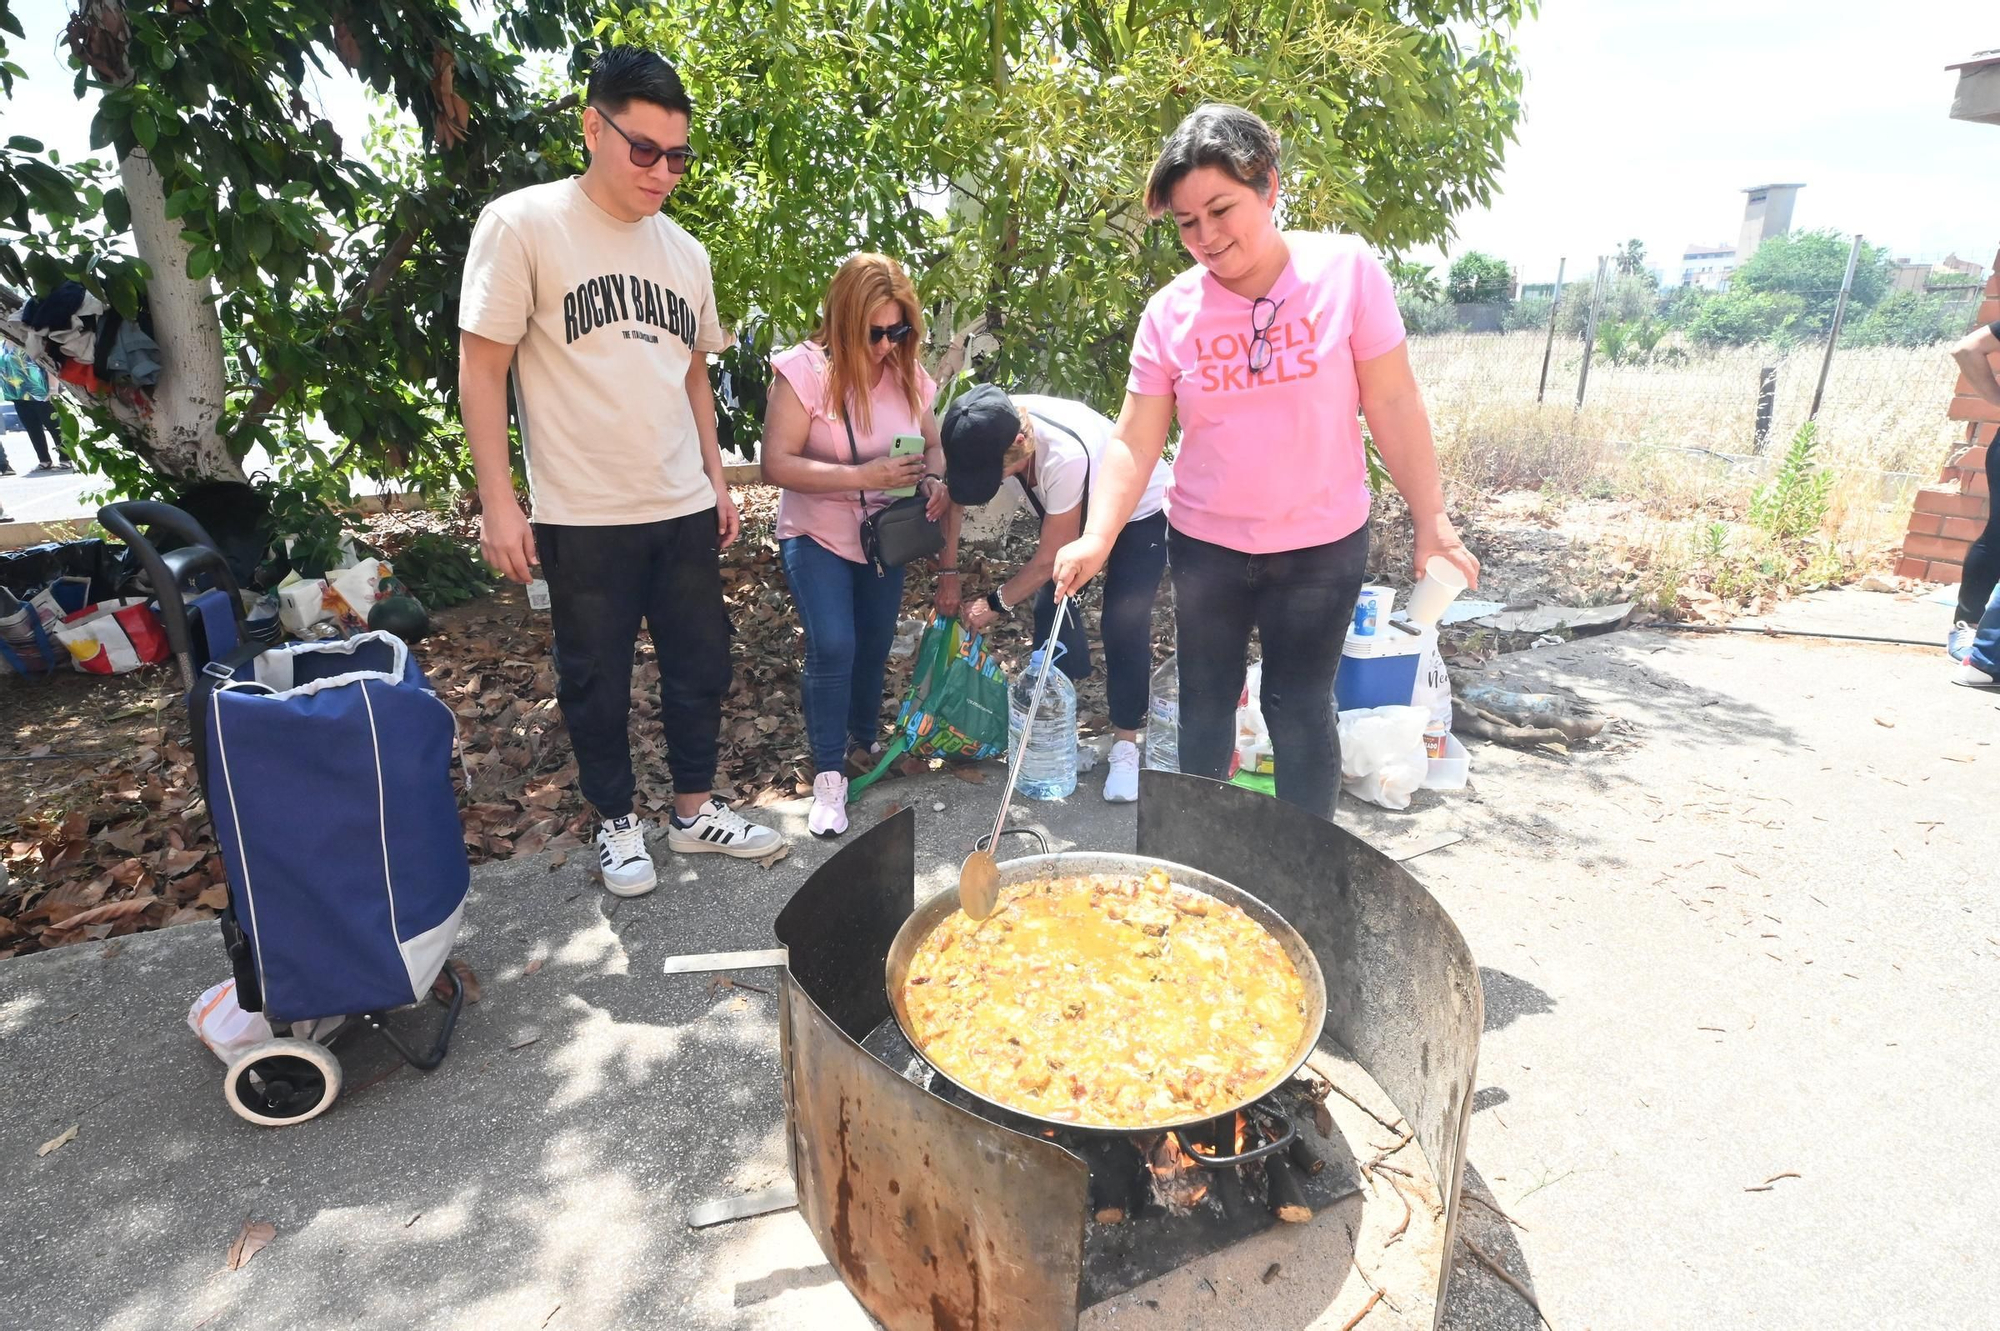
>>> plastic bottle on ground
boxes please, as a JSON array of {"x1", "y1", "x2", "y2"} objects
[
  {"x1": 1143, "y1": 656, "x2": 1179, "y2": 773},
  {"x1": 1009, "y1": 648, "x2": 1078, "y2": 800}
]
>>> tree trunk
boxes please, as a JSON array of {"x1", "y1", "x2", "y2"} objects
[{"x1": 119, "y1": 151, "x2": 241, "y2": 483}]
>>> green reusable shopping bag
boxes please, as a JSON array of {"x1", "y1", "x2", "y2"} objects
[{"x1": 850, "y1": 616, "x2": 1009, "y2": 796}]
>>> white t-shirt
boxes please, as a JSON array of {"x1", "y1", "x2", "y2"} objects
[
  {"x1": 1010, "y1": 394, "x2": 1171, "y2": 523},
  {"x1": 459, "y1": 178, "x2": 730, "y2": 526}
]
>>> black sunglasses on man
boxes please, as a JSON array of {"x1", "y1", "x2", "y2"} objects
[{"x1": 598, "y1": 110, "x2": 697, "y2": 174}]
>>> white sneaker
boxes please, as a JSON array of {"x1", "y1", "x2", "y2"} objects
[
  {"x1": 595, "y1": 815, "x2": 657, "y2": 897},
  {"x1": 1951, "y1": 663, "x2": 2000, "y2": 689},
  {"x1": 1948, "y1": 622, "x2": 1976, "y2": 662},
  {"x1": 667, "y1": 796, "x2": 785, "y2": 858},
  {"x1": 1103, "y1": 739, "x2": 1141, "y2": 803},
  {"x1": 809, "y1": 771, "x2": 849, "y2": 838}
]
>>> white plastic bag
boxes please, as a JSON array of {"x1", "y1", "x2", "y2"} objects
[
  {"x1": 1236, "y1": 662, "x2": 1274, "y2": 773},
  {"x1": 1410, "y1": 627, "x2": 1452, "y2": 734},
  {"x1": 1337, "y1": 704, "x2": 1429, "y2": 810},
  {"x1": 328, "y1": 559, "x2": 391, "y2": 625},
  {"x1": 277, "y1": 579, "x2": 330, "y2": 634},
  {"x1": 188, "y1": 979, "x2": 275, "y2": 1064}
]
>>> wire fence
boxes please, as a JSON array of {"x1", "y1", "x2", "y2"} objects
[{"x1": 1405, "y1": 261, "x2": 1985, "y2": 489}]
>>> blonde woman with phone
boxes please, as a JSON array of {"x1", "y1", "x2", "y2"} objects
[{"x1": 761, "y1": 253, "x2": 950, "y2": 836}]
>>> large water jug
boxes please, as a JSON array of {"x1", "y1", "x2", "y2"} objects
[
  {"x1": 1008, "y1": 648, "x2": 1078, "y2": 800},
  {"x1": 1143, "y1": 656, "x2": 1179, "y2": 772}
]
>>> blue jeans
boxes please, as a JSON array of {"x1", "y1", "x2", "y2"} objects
[
  {"x1": 1168, "y1": 524, "x2": 1370, "y2": 821},
  {"x1": 782, "y1": 535, "x2": 907, "y2": 773},
  {"x1": 1971, "y1": 581, "x2": 2000, "y2": 678},
  {"x1": 1031, "y1": 510, "x2": 1170, "y2": 731}
]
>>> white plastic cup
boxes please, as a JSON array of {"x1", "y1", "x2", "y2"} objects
[
  {"x1": 1407, "y1": 556, "x2": 1469, "y2": 628},
  {"x1": 1351, "y1": 584, "x2": 1394, "y2": 637}
]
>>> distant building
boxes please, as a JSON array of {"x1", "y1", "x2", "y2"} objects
[
  {"x1": 1737, "y1": 184, "x2": 1803, "y2": 263},
  {"x1": 1890, "y1": 258, "x2": 1934, "y2": 293},
  {"x1": 1890, "y1": 252, "x2": 1984, "y2": 294},
  {"x1": 1680, "y1": 243, "x2": 1737, "y2": 290},
  {"x1": 1675, "y1": 183, "x2": 1806, "y2": 289}
]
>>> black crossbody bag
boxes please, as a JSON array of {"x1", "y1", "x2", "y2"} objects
[
  {"x1": 1017, "y1": 412, "x2": 1092, "y2": 527},
  {"x1": 843, "y1": 410, "x2": 943, "y2": 575}
]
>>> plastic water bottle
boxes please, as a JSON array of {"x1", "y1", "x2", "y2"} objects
[
  {"x1": 1143, "y1": 657, "x2": 1179, "y2": 773},
  {"x1": 1009, "y1": 649, "x2": 1077, "y2": 800}
]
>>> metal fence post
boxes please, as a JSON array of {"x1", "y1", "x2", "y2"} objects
[
  {"x1": 1576, "y1": 256, "x2": 1609, "y2": 409},
  {"x1": 1808, "y1": 233, "x2": 1864, "y2": 422},
  {"x1": 1754, "y1": 364, "x2": 1778, "y2": 450},
  {"x1": 1536, "y1": 257, "x2": 1566, "y2": 403}
]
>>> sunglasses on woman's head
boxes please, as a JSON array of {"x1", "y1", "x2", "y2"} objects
[
  {"x1": 870, "y1": 322, "x2": 913, "y2": 345},
  {"x1": 597, "y1": 110, "x2": 696, "y2": 174}
]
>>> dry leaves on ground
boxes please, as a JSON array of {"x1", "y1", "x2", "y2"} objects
[
  {"x1": 0, "y1": 488, "x2": 1094, "y2": 959},
  {"x1": 37, "y1": 1124, "x2": 77, "y2": 1157},
  {"x1": 226, "y1": 1220, "x2": 276, "y2": 1271}
]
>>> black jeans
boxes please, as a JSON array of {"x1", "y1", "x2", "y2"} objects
[
  {"x1": 1168, "y1": 524, "x2": 1370, "y2": 821},
  {"x1": 1032, "y1": 510, "x2": 1170, "y2": 731},
  {"x1": 534, "y1": 510, "x2": 731, "y2": 819},
  {"x1": 6, "y1": 398, "x2": 58, "y2": 468},
  {"x1": 1957, "y1": 431, "x2": 1998, "y2": 624}
]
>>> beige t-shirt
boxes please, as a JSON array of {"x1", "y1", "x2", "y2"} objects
[{"x1": 459, "y1": 178, "x2": 730, "y2": 526}]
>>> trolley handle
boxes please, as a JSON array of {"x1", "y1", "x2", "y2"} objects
[{"x1": 98, "y1": 501, "x2": 246, "y2": 690}]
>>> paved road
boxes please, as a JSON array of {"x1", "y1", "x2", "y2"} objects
[{"x1": 2, "y1": 588, "x2": 1992, "y2": 1330}]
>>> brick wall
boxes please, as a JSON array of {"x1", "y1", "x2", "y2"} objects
[{"x1": 1895, "y1": 247, "x2": 1998, "y2": 582}]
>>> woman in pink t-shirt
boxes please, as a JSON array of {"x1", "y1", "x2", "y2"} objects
[
  {"x1": 1053, "y1": 103, "x2": 1478, "y2": 820},
  {"x1": 762, "y1": 254, "x2": 949, "y2": 837}
]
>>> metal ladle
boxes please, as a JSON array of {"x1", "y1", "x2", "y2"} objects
[{"x1": 958, "y1": 597, "x2": 1072, "y2": 920}]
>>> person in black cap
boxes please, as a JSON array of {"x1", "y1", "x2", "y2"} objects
[{"x1": 938, "y1": 384, "x2": 1172, "y2": 802}]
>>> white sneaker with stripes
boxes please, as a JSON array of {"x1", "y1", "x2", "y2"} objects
[
  {"x1": 666, "y1": 796, "x2": 785, "y2": 858},
  {"x1": 595, "y1": 815, "x2": 658, "y2": 897}
]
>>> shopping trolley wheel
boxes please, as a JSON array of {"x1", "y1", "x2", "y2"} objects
[{"x1": 223, "y1": 1038, "x2": 343, "y2": 1127}]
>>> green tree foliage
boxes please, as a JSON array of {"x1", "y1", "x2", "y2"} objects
[
  {"x1": 1729, "y1": 228, "x2": 1891, "y2": 335},
  {"x1": 1614, "y1": 237, "x2": 1649, "y2": 279},
  {"x1": 1557, "y1": 273, "x2": 1657, "y2": 337},
  {"x1": 1446, "y1": 249, "x2": 1513, "y2": 305},
  {"x1": 0, "y1": 0, "x2": 596, "y2": 492},
  {"x1": 1683, "y1": 290, "x2": 1808, "y2": 348},
  {"x1": 1839, "y1": 289, "x2": 1975, "y2": 348},
  {"x1": 1389, "y1": 260, "x2": 1443, "y2": 306},
  {"x1": 614, "y1": 0, "x2": 1531, "y2": 416},
  {"x1": 1, "y1": 0, "x2": 1532, "y2": 491},
  {"x1": 1500, "y1": 295, "x2": 1551, "y2": 331}
]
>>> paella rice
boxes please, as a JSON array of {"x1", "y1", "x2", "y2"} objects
[{"x1": 900, "y1": 867, "x2": 1309, "y2": 1127}]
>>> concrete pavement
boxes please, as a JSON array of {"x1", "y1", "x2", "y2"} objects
[{"x1": 3, "y1": 587, "x2": 1995, "y2": 1330}]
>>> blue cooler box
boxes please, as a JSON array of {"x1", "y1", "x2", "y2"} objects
[{"x1": 1335, "y1": 627, "x2": 1426, "y2": 711}]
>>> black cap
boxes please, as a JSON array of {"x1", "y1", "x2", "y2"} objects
[{"x1": 940, "y1": 384, "x2": 1021, "y2": 506}]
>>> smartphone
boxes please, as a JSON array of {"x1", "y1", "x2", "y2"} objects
[{"x1": 887, "y1": 434, "x2": 925, "y2": 497}]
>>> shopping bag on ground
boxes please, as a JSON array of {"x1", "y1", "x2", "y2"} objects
[
  {"x1": 851, "y1": 616, "x2": 1009, "y2": 796},
  {"x1": 53, "y1": 597, "x2": 170, "y2": 674},
  {"x1": 902, "y1": 616, "x2": 1008, "y2": 760},
  {"x1": 1337, "y1": 704, "x2": 1429, "y2": 810}
]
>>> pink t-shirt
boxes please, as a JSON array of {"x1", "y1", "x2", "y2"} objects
[
  {"x1": 771, "y1": 341, "x2": 938, "y2": 565},
  {"x1": 1127, "y1": 231, "x2": 1405, "y2": 554}
]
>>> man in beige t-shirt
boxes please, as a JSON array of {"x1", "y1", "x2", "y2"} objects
[{"x1": 459, "y1": 46, "x2": 780, "y2": 896}]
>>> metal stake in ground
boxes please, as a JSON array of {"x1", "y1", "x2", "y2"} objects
[
  {"x1": 1536, "y1": 256, "x2": 1566, "y2": 403},
  {"x1": 1808, "y1": 232, "x2": 1864, "y2": 422},
  {"x1": 958, "y1": 596, "x2": 1072, "y2": 921},
  {"x1": 1576, "y1": 255, "x2": 1610, "y2": 410}
]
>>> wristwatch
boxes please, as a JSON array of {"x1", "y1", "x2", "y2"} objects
[{"x1": 985, "y1": 588, "x2": 1011, "y2": 617}]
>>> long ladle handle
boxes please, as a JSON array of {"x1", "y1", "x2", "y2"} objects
[{"x1": 986, "y1": 597, "x2": 1072, "y2": 855}]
